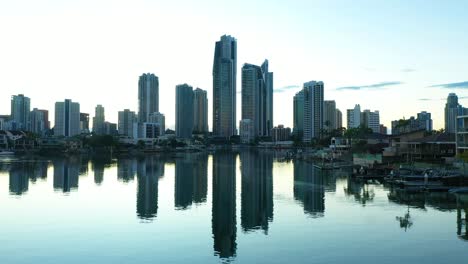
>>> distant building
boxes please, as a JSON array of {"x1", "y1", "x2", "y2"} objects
[
  {"x1": 392, "y1": 111, "x2": 434, "y2": 135},
  {"x1": 456, "y1": 115, "x2": 468, "y2": 155},
  {"x1": 271, "y1": 125, "x2": 291, "y2": 142},
  {"x1": 79, "y1": 113, "x2": 89, "y2": 133},
  {"x1": 213, "y1": 35, "x2": 237, "y2": 138},
  {"x1": 55, "y1": 99, "x2": 80, "y2": 137},
  {"x1": 138, "y1": 73, "x2": 159, "y2": 123},
  {"x1": 118, "y1": 109, "x2": 137, "y2": 138},
  {"x1": 0, "y1": 115, "x2": 9, "y2": 130},
  {"x1": 302, "y1": 81, "x2": 324, "y2": 142},
  {"x1": 240, "y1": 119, "x2": 255, "y2": 144},
  {"x1": 148, "y1": 112, "x2": 165, "y2": 136},
  {"x1": 29, "y1": 108, "x2": 48, "y2": 135},
  {"x1": 445, "y1": 93, "x2": 468, "y2": 133},
  {"x1": 140, "y1": 123, "x2": 162, "y2": 139},
  {"x1": 104, "y1": 122, "x2": 118, "y2": 135},
  {"x1": 361, "y1": 110, "x2": 380, "y2": 133},
  {"x1": 336, "y1": 109, "x2": 343, "y2": 129},
  {"x1": 323, "y1": 100, "x2": 337, "y2": 131},
  {"x1": 193, "y1": 88, "x2": 208, "y2": 133},
  {"x1": 380, "y1": 124, "x2": 388, "y2": 135},
  {"x1": 92, "y1": 104, "x2": 106, "y2": 135},
  {"x1": 293, "y1": 90, "x2": 304, "y2": 137},
  {"x1": 347, "y1": 104, "x2": 361, "y2": 129},
  {"x1": 417, "y1": 111, "x2": 433, "y2": 131},
  {"x1": 11, "y1": 94, "x2": 31, "y2": 131},
  {"x1": 176, "y1": 84, "x2": 194, "y2": 139}
]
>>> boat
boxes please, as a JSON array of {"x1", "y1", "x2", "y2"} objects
[{"x1": 441, "y1": 172, "x2": 468, "y2": 186}]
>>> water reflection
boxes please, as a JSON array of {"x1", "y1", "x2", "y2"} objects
[
  {"x1": 212, "y1": 151, "x2": 237, "y2": 259},
  {"x1": 117, "y1": 157, "x2": 137, "y2": 183},
  {"x1": 456, "y1": 194, "x2": 468, "y2": 241},
  {"x1": 240, "y1": 150, "x2": 273, "y2": 233},
  {"x1": 9, "y1": 163, "x2": 30, "y2": 195},
  {"x1": 293, "y1": 161, "x2": 324, "y2": 217},
  {"x1": 136, "y1": 156, "x2": 164, "y2": 221},
  {"x1": 53, "y1": 157, "x2": 80, "y2": 193},
  {"x1": 175, "y1": 153, "x2": 208, "y2": 209},
  {"x1": 344, "y1": 178, "x2": 376, "y2": 206}
]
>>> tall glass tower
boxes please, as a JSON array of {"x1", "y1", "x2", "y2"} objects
[
  {"x1": 138, "y1": 73, "x2": 159, "y2": 123},
  {"x1": 213, "y1": 35, "x2": 237, "y2": 138}
]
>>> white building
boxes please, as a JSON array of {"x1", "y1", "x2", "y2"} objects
[
  {"x1": 148, "y1": 112, "x2": 165, "y2": 136},
  {"x1": 347, "y1": 104, "x2": 361, "y2": 129},
  {"x1": 118, "y1": 109, "x2": 138, "y2": 139},
  {"x1": 303, "y1": 81, "x2": 324, "y2": 142},
  {"x1": 362, "y1": 110, "x2": 380, "y2": 133},
  {"x1": 456, "y1": 115, "x2": 468, "y2": 155}
]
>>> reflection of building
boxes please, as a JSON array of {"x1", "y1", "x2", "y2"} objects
[
  {"x1": 53, "y1": 158, "x2": 80, "y2": 192},
  {"x1": 93, "y1": 162, "x2": 105, "y2": 185},
  {"x1": 212, "y1": 152, "x2": 237, "y2": 258},
  {"x1": 175, "y1": 154, "x2": 208, "y2": 209},
  {"x1": 293, "y1": 161, "x2": 325, "y2": 217},
  {"x1": 9, "y1": 163, "x2": 30, "y2": 195},
  {"x1": 240, "y1": 151, "x2": 273, "y2": 233},
  {"x1": 29, "y1": 162, "x2": 48, "y2": 183},
  {"x1": 136, "y1": 157, "x2": 164, "y2": 220},
  {"x1": 117, "y1": 158, "x2": 137, "y2": 182}
]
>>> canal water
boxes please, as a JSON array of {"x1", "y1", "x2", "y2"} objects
[{"x1": 1, "y1": 150, "x2": 467, "y2": 263}]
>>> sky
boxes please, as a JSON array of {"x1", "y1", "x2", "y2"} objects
[{"x1": 0, "y1": 0, "x2": 467, "y2": 130}]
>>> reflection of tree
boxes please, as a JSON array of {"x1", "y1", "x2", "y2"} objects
[
  {"x1": 344, "y1": 178, "x2": 375, "y2": 206},
  {"x1": 396, "y1": 206, "x2": 413, "y2": 232}
]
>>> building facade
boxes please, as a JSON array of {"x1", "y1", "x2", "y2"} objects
[
  {"x1": 138, "y1": 73, "x2": 159, "y2": 123},
  {"x1": 148, "y1": 112, "x2": 165, "y2": 136},
  {"x1": 213, "y1": 35, "x2": 237, "y2": 138},
  {"x1": 293, "y1": 90, "x2": 304, "y2": 136},
  {"x1": 92, "y1": 104, "x2": 106, "y2": 135},
  {"x1": 176, "y1": 84, "x2": 194, "y2": 139},
  {"x1": 361, "y1": 110, "x2": 380, "y2": 133},
  {"x1": 11, "y1": 94, "x2": 31, "y2": 131},
  {"x1": 240, "y1": 119, "x2": 255, "y2": 144},
  {"x1": 193, "y1": 88, "x2": 208, "y2": 133},
  {"x1": 55, "y1": 99, "x2": 80, "y2": 137},
  {"x1": 336, "y1": 109, "x2": 343, "y2": 129},
  {"x1": 302, "y1": 81, "x2": 324, "y2": 142},
  {"x1": 323, "y1": 100, "x2": 337, "y2": 131},
  {"x1": 118, "y1": 109, "x2": 138, "y2": 138},
  {"x1": 29, "y1": 108, "x2": 48, "y2": 135},
  {"x1": 347, "y1": 104, "x2": 361, "y2": 129},
  {"x1": 445, "y1": 93, "x2": 468, "y2": 133},
  {"x1": 80, "y1": 113, "x2": 89, "y2": 133},
  {"x1": 271, "y1": 125, "x2": 291, "y2": 142}
]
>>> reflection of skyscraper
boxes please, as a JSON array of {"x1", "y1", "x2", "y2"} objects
[
  {"x1": 117, "y1": 158, "x2": 137, "y2": 182},
  {"x1": 93, "y1": 162, "x2": 105, "y2": 185},
  {"x1": 136, "y1": 157, "x2": 164, "y2": 220},
  {"x1": 175, "y1": 154, "x2": 209, "y2": 209},
  {"x1": 193, "y1": 154, "x2": 208, "y2": 204},
  {"x1": 175, "y1": 157, "x2": 194, "y2": 209},
  {"x1": 53, "y1": 158, "x2": 80, "y2": 193},
  {"x1": 212, "y1": 152, "x2": 237, "y2": 258},
  {"x1": 29, "y1": 162, "x2": 49, "y2": 183},
  {"x1": 240, "y1": 151, "x2": 273, "y2": 233},
  {"x1": 9, "y1": 163, "x2": 30, "y2": 195},
  {"x1": 293, "y1": 161, "x2": 325, "y2": 217}
]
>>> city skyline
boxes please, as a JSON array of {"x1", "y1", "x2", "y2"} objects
[{"x1": 1, "y1": 1, "x2": 468, "y2": 130}]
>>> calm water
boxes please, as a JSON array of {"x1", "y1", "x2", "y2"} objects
[{"x1": 1, "y1": 150, "x2": 467, "y2": 263}]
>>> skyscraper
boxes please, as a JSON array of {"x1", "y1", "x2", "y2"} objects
[
  {"x1": 445, "y1": 93, "x2": 465, "y2": 133},
  {"x1": 213, "y1": 35, "x2": 237, "y2": 138},
  {"x1": 118, "y1": 109, "x2": 138, "y2": 138},
  {"x1": 293, "y1": 90, "x2": 304, "y2": 137},
  {"x1": 361, "y1": 110, "x2": 380, "y2": 133},
  {"x1": 241, "y1": 61, "x2": 273, "y2": 137},
  {"x1": 261, "y1": 60, "x2": 274, "y2": 135},
  {"x1": 176, "y1": 84, "x2": 194, "y2": 139},
  {"x1": 193, "y1": 88, "x2": 208, "y2": 133},
  {"x1": 417, "y1": 111, "x2": 433, "y2": 131},
  {"x1": 347, "y1": 104, "x2": 361, "y2": 129},
  {"x1": 92, "y1": 104, "x2": 105, "y2": 135},
  {"x1": 10, "y1": 94, "x2": 30, "y2": 130},
  {"x1": 148, "y1": 112, "x2": 165, "y2": 136},
  {"x1": 323, "y1": 100, "x2": 337, "y2": 131},
  {"x1": 336, "y1": 109, "x2": 343, "y2": 129},
  {"x1": 54, "y1": 99, "x2": 80, "y2": 137},
  {"x1": 138, "y1": 73, "x2": 159, "y2": 123},
  {"x1": 302, "y1": 81, "x2": 324, "y2": 142},
  {"x1": 79, "y1": 113, "x2": 89, "y2": 133},
  {"x1": 29, "y1": 108, "x2": 47, "y2": 134}
]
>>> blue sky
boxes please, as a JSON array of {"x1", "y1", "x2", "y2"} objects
[{"x1": 0, "y1": 0, "x2": 467, "y2": 129}]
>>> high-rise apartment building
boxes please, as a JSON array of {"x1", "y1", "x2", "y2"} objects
[
  {"x1": 55, "y1": 99, "x2": 80, "y2": 137},
  {"x1": 176, "y1": 84, "x2": 194, "y2": 139},
  {"x1": 193, "y1": 88, "x2": 208, "y2": 133},
  {"x1": 302, "y1": 81, "x2": 324, "y2": 142},
  {"x1": 445, "y1": 93, "x2": 467, "y2": 133},
  {"x1": 138, "y1": 73, "x2": 159, "y2": 123},
  {"x1": 148, "y1": 112, "x2": 165, "y2": 136},
  {"x1": 118, "y1": 109, "x2": 138, "y2": 138},
  {"x1": 417, "y1": 111, "x2": 433, "y2": 131},
  {"x1": 293, "y1": 90, "x2": 304, "y2": 136},
  {"x1": 347, "y1": 104, "x2": 361, "y2": 129},
  {"x1": 92, "y1": 104, "x2": 105, "y2": 135},
  {"x1": 336, "y1": 109, "x2": 343, "y2": 129},
  {"x1": 80, "y1": 113, "x2": 89, "y2": 133},
  {"x1": 10, "y1": 94, "x2": 30, "y2": 130},
  {"x1": 29, "y1": 108, "x2": 47, "y2": 134},
  {"x1": 213, "y1": 35, "x2": 237, "y2": 138},
  {"x1": 361, "y1": 110, "x2": 380, "y2": 133},
  {"x1": 323, "y1": 100, "x2": 337, "y2": 131}
]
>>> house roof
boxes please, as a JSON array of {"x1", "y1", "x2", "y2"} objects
[{"x1": 410, "y1": 133, "x2": 455, "y2": 144}]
